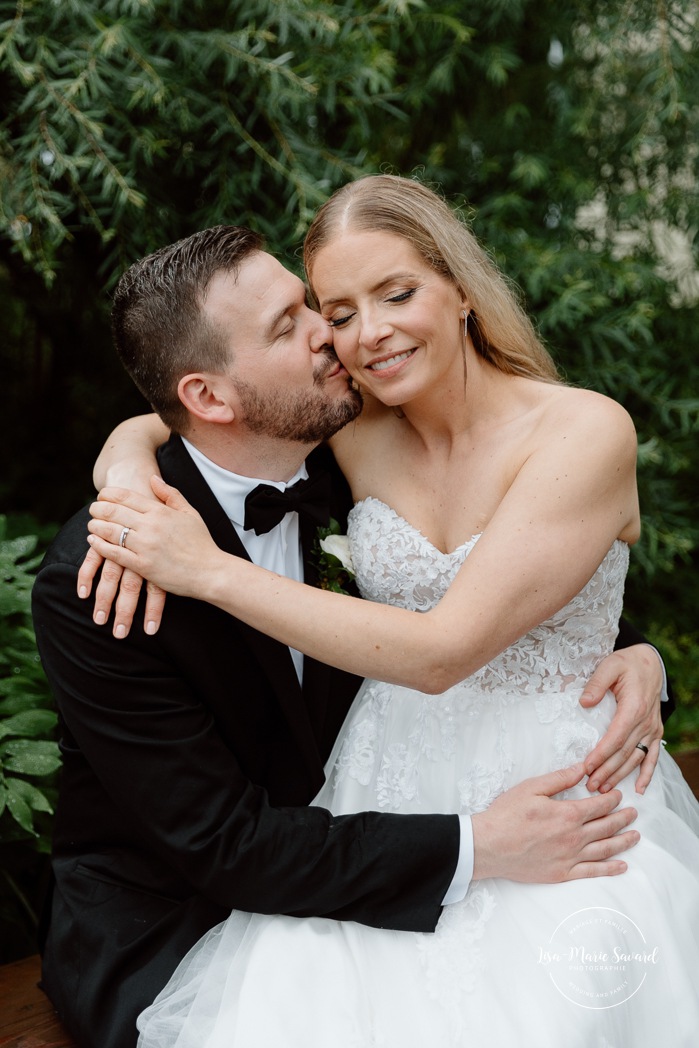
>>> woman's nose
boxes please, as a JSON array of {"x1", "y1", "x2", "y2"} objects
[{"x1": 359, "y1": 310, "x2": 392, "y2": 349}]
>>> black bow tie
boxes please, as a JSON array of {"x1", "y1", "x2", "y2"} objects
[{"x1": 243, "y1": 472, "x2": 332, "y2": 535}]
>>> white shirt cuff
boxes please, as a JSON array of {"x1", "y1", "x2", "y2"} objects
[{"x1": 441, "y1": 814, "x2": 474, "y2": 905}]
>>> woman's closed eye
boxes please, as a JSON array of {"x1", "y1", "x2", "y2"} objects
[
  {"x1": 327, "y1": 312, "x2": 356, "y2": 328},
  {"x1": 327, "y1": 288, "x2": 417, "y2": 328},
  {"x1": 387, "y1": 287, "x2": 417, "y2": 304}
]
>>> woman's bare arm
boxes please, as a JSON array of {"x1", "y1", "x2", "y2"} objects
[
  {"x1": 94, "y1": 413, "x2": 168, "y2": 492},
  {"x1": 86, "y1": 395, "x2": 639, "y2": 692}
]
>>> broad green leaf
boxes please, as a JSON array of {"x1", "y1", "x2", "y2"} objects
[
  {"x1": 6, "y1": 776, "x2": 54, "y2": 814},
  {"x1": 0, "y1": 709, "x2": 58, "y2": 740},
  {"x1": 0, "y1": 738, "x2": 62, "y2": 777},
  {"x1": 5, "y1": 785, "x2": 36, "y2": 835}
]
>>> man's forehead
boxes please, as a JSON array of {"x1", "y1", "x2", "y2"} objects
[
  {"x1": 215, "y1": 251, "x2": 301, "y2": 301},
  {"x1": 205, "y1": 252, "x2": 283, "y2": 299},
  {"x1": 202, "y1": 252, "x2": 306, "y2": 341},
  {"x1": 241, "y1": 254, "x2": 308, "y2": 336}
]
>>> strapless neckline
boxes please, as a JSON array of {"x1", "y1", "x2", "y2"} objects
[
  {"x1": 350, "y1": 496, "x2": 482, "y2": 559},
  {"x1": 351, "y1": 495, "x2": 629, "y2": 560}
]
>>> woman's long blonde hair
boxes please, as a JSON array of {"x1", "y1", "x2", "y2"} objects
[{"x1": 304, "y1": 174, "x2": 560, "y2": 383}]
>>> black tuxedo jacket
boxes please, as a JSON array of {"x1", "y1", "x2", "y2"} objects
[
  {"x1": 32, "y1": 437, "x2": 460, "y2": 1048},
  {"x1": 32, "y1": 436, "x2": 667, "y2": 1048}
]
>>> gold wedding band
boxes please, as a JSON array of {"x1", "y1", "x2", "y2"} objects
[{"x1": 118, "y1": 526, "x2": 131, "y2": 549}]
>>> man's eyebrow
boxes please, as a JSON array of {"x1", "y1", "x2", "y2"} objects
[{"x1": 320, "y1": 272, "x2": 419, "y2": 309}]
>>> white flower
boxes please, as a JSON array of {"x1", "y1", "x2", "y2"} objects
[{"x1": 319, "y1": 534, "x2": 354, "y2": 574}]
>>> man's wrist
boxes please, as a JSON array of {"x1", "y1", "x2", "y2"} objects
[
  {"x1": 642, "y1": 644, "x2": 669, "y2": 703},
  {"x1": 470, "y1": 810, "x2": 503, "y2": 882}
]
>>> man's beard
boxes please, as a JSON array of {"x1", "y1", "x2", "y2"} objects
[{"x1": 234, "y1": 357, "x2": 362, "y2": 443}]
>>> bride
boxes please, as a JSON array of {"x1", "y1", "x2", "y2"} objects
[{"x1": 86, "y1": 175, "x2": 699, "y2": 1046}]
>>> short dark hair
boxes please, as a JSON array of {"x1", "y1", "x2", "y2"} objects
[{"x1": 111, "y1": 225, "x2": 264, "y2": 432}]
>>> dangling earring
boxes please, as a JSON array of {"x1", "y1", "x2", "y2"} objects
[{"x1": 460, "y1": 310, "x2": 469, "y2": 395}]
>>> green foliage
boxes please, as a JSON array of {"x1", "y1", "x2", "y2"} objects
[
  {"x1": 1, "y1": 0, "x2": 460, "y2": 282},
  {"x1": 0, "y1": 514, "x2": 58, "y2": 959},
  {"x1": 0, "y1": 516, "x2": 59, "y2": 843},
  {"x1": 653, "y1": 625, "x2": 699, "y2": 751}
]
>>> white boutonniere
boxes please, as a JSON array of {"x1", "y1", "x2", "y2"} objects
[{"x1": 314, "y1": 519, "x2": 355, "y2": 593}]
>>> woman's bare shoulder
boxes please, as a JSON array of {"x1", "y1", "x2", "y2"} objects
[{"x1": 537, "y1": 384, "x2": 636, "y2": 444}]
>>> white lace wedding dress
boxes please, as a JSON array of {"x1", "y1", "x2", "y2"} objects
[{"x1": 138, "y1": 497, "x2": 699, "y2": 1048}]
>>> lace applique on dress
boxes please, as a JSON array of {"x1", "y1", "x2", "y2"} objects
[
  {"x1": 348, "y1": 497, "x2": 628, "y2": 702},
  {"x1": 457, "y1": 764, "x2": 506, "y2": 814},
  {"x1": 416, "y1": 884, "x2": 497, "y2": 1038},
  {"x1": 339, "y1": 496, "x2": 629, "y2": 819},
  {"x1": 333, "y1": 680, "x2": 392, "y2": 792}
]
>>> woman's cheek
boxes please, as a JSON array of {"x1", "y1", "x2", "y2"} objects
[{"x1": 333, "y1": 330, "x2": 359, "y2": 372}]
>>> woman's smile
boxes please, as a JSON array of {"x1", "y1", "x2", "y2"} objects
[{"x1": 367, "y1": 348, "x2": 416, "y2": 374}]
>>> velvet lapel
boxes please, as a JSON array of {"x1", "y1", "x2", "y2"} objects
[{"x1": 157, "y1": 436, "x2": 323, "y2": 770}]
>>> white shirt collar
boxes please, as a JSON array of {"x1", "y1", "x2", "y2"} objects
[{"x1": 181, "y1": 437, "x2": 309, "y2": 529}]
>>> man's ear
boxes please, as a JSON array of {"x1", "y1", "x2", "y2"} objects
[{"x1": 177, "y1": 373, "x2": 236, "y2": 424}]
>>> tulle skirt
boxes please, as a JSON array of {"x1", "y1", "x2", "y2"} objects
[{"x1": 137, "y1": 740, "x2": 699, "y2": 1048}]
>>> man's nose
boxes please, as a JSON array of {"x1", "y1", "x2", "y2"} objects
[{"x1": 310, "y1": 313, "x2": 334, "y2": 352}]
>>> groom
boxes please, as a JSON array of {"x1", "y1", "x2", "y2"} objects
[{"x1": 33, "y1": 225, "x2": 654, "y2": 1048}]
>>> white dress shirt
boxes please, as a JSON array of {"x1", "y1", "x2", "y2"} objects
[{"x1": 182, "y1": 438, "x2": 307, "y2": 682}]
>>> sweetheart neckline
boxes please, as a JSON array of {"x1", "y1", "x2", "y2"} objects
[
  {"x1": 349, "y1": 496, "x2": 482, "y2": 558},
  {"x1": 350, "y1": 496, "x2": 629, "y2": 562}
]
